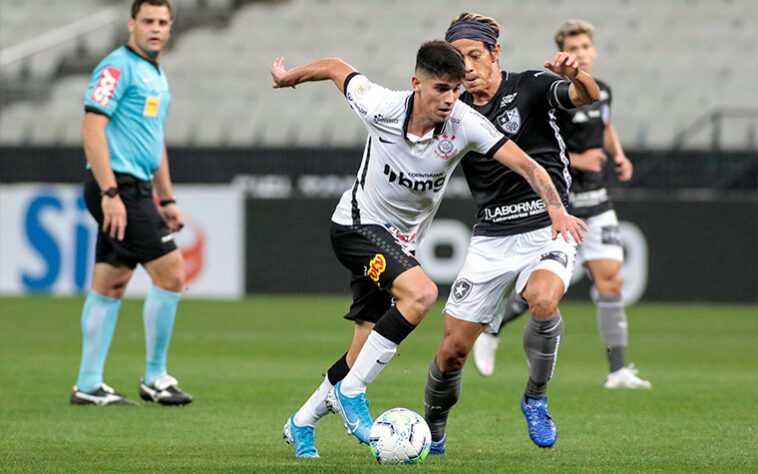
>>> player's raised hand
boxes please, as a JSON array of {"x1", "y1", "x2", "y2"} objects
[
  {"x1": 102, "y1": 195, "x2": 127, "y2": 241},
  {"x1": 550, "y1": 209, "x2": 588, "y2": 244},
  {"x1": 271, "y1": 57, "x2": 297, "y2": 89},
  {"x1": 544, "y1": 52, "x2": 580, "y2": 80},
  {"x1": 614, "y1": 155, "x2": 633, "y2": 181}
]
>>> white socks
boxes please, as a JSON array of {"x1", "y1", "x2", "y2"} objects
[{"x1": 340, "y1": 331, "x2": 397, "y2": 397}]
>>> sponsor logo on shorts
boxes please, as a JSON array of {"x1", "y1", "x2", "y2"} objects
[
  {"x1": 451, "y1": 278, "x2": 473, "y2": 302},
  {"x1": 367, "y1": 254, "x2": 386, "y2": 283},
  {"x1": 540, "y1": 250, "x2": 568, "y2": 267},
  {"x1": 601, "y1": 225, "x2": 622, "y2": 246},
  {"x1": 383, "y1": 224, "x2": 416, "y2": 243},
  {"x1": 434, "y1": 133, "x2": 458, "y2": 160},
  {"x1": 91, "y1": 66, "x2": 121, "y2": 107}
]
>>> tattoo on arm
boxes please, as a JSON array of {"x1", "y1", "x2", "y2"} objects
[{"x1": 526, "y1": 163, "x2": 563, "y2": 210}]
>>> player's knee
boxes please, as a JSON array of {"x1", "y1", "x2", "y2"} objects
[
  {"x1": 527, "y1": 295, "x2": 559, "y2": 319},
  {"x1": 411, "y1": 281, "x2": 438, "y2": 314},
  {"x1": 156, "y1": 268, "x2": 185, "y2": 293},
  {"x1": 596, "y1": 272, "x2": 623, "y2": 295}
]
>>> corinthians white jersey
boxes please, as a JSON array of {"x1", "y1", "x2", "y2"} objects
[{"x1": 332, "y1": 73, "x2": 508, "y2": 250}]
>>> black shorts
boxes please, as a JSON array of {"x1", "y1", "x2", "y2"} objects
[
  {"x1": 83, "y1": 171, "x2": 177, "y2": 269},
  {"x1": 330, "y1": 223, "x2": 419, "y2": 323}
]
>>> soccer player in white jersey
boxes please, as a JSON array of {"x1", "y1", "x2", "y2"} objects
[
  {"x1": 423, "y1": 13, "x2": 601, "y2": 452},
  {"x1": 270, "y1": 40, "x2": 587, "y2": 458},
  {"x1": 471, "y1": 20, "x2": 651, "y2": 390}
]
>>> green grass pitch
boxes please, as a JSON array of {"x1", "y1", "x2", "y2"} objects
[{"x1": 1, "y1": 296, "x2": 756, "y2": 472}]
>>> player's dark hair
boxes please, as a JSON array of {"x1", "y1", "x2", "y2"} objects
[
  {"x1": 415, "y1": 41, "x2": 465, "y2": 81},
  {"x1": 131, "y1": 0, "x2": 172, "y2": 19}
]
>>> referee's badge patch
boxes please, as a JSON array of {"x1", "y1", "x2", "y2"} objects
[
  {"x1": 143, "y1": 97, "x2": 160, "y2": 117},
  {"x1": 497, "y1": 108, "x2": 521, "y2": 135},
  {"x1": 451, "y1": 278, "x2": 473, "y2": 302}
]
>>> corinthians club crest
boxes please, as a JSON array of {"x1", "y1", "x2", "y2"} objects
[
  {"x1": 434, "y1": 133, "x2": 458, "y2": 160},
  {"x1": 497, "y1": 108, "x2": 521, "y2": 135}
]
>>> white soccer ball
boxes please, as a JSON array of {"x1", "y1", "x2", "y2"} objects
[{"x1": 369, "y1": 407, "x2": 431, "y2": 464}]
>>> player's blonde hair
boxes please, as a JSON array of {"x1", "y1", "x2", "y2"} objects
[{"x1": 554, "y1": 19, "x2": 595, "y2": 50}]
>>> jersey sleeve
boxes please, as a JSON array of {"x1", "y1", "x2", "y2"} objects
[
  {"x1": 343, "y1": 73, "x2": 393, "y2": 123},
  {"x1": 525, "y1": 71, "x2": 574, "y2": 110},
  {"x1": 84, "y1": 56, "x2": 129, "y2": 116},
  {"x1": 461, "y1": 106, "x2": 509, "y2": 157}
]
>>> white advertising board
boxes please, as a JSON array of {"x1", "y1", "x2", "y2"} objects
[{"x1": 0, "y1": 184, "x2": 244, "y2": 298}]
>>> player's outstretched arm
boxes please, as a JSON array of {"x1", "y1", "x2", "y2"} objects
[
  {"x1": 493, "y1": 141, "x2": 588, "y2": 243},
  {"x1": 271, "y1": 57, "x2": 357, "y2": 94},
  {"x1": 544, "y1": 51, "x2": 599, "y2": 106}
]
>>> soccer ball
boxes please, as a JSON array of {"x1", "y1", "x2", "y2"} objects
[{"x1": 369, "y1": 408, "x2": 431, "y2": 464}]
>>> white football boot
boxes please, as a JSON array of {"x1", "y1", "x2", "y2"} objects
[
  {"x1": 472, "y1": 332, "x2": 500, "y2": 377},
  {"x1": 604, "y1": 364, "x2": 652, "y2": 389}
]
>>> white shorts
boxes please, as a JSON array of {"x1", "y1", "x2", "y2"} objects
[
  {"x1": 444, "y1": 226, "x2": 577, "y2": 332},
  {"x1": 575, "y1": 210, "x2": 624, "y2": 265}
]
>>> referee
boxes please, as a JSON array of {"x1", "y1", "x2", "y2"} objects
[{"x1": 70, "y1": 0, "x2": 192, "y2": 406}]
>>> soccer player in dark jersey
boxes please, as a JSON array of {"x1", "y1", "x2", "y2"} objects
[
  {"x1": 472, "y1": 20, "x2": 651, "y2": 390},
  {"x1": 423, "y1": 13, "x2": 600, "y2": 451},
  {"x1": 271, "y1": 40, "x2": 586, "y2": 458},
  {"x1": 70, "y1": 0, "x2": 192, "y2": 407}
]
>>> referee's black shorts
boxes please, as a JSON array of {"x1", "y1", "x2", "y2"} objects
[
  {"x1": 83, "y1": 171, "x2": 177, "y2": 269},
  {"x1": 330, "y1": 223, "x2": 419, "y2": 323}
]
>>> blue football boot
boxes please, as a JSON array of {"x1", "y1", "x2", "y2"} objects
[
  {"x1": 283, "y1": 413, "x2": 319, "y2": 458},
  {"x1": 521, "y1": 395, "x2": 557, "y2": 448},
  {"x1": 429, "y1": 434, "x2": 446, "y2": 455},
  {"x1": 325, "y1": 381, "x2": 373, "y2": 445}
]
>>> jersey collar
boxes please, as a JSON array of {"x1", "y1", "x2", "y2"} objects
[
  {"x1": 124, "y1": 45, "x2": 162, "y2": 73},
  {"x1": 402, "y1": 92, "x2": 445, "y2": 142}
]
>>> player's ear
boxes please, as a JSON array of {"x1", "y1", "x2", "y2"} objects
[
  {"x1": 128, "y1": 17, "x2": 135, "y2": 35},
  {"x1": 411, "y1": 76, "x2": 422, "y2": 93},
  {"x1": 490, "y1": 44, "x2": 501, "y2": 63}
]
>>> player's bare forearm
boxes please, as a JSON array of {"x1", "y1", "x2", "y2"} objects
[
  {"x1": 82, "y1": 112, "x2": 117, "y2": 190},
  {"x1": 523, "y1": 161, "x2": 565, "y2": 215},
  {"x1": 603, "y1": 121, "x2": 623, "y2": 158},
  {"x1": 493, "y1": 141, "x2": 565, "y2": 214},
  {"x1": 569, "y1": 70, "x2": 600, "y2": 106},
  {"x1": 271, "y1": 57, "x2": 356, "y2": 93},
  {"x1": 152, "y1": 145, "x2": 174, "y2": 201}
]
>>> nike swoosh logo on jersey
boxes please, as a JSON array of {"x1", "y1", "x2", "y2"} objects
[
  {"x1": 533, "y1": 72, "x2": 545, "y2": 77},
  {"x1": 378, "y1": 136, "x2": 395, "y2": 144},
  {"x1": 141, "y1": 76, "x2": 153, "y2": 83}
]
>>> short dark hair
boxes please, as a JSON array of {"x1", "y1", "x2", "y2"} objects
[
  {"x1": 415, "y1": 40, "x2": 465, "y2": 81},
  {"x1": 131, "y1": 0, "x2": 172, "y2": 19}
]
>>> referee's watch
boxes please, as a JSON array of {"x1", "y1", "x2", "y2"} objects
[
  {"x1": 100, "y1": 187, "x2": 119, "y2": 198},
  {"x1": 159, "y1": 197, "x2": 177, "y2": 207}
]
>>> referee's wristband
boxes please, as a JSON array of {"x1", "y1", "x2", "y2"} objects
[{"x1": 159, "y1": 197, "x2": 177, "y2": 207}]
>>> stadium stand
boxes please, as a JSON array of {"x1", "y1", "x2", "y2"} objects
[{"x1": 1, "y1": 0, "x2": 756, "y2": 149}]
